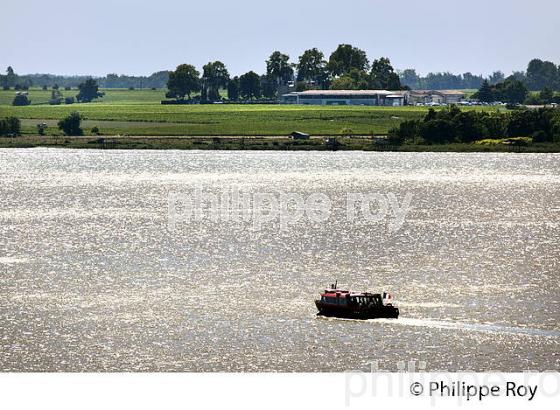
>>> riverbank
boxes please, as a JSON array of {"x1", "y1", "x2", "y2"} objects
[{"x1": 1, "y1": 135, "x2": 559, "y2": 152}]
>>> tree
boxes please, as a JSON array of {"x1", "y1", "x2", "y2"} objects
[
  {"x1": 166, "y1": 64, "x2": 201, "y2": 100},
  {"x1": 369, "y1": 57, "x2": 401, "y2": 90},
  {"x1": 76, "y1": 78, "x2": 103, "y2": 102},
  {"x1": 58, "y1": 111, "x2": 83, "y2": 136},
  {"x1": 202, "y1": 61, "x2": 229, "y2": 102},
  {"x1": 539, "y1": 87, "x2": 554, "y2": 103},
  {"x1": 0, "y1": 117, "x2": 21, "y2": 136},
  {"x1": 6, "y1": 66, "x2": 17, "y2": 88},
  {"x1": 400, "y1": 69, "x2": 420, "y2": 89},
  {"x1": 488, "y1": 71, "x2": 505, "y2": 85},
  {"x1": 331, "y1": 68, "x2": 370, "y2": 90},
  {"x1": 260, "y1": 75, "x2": 277, "y2": 99},
  {"x1": 227, "y1": 76, "x2": 240, "y2": 101},
  {"x1": 327, "y1": 44, "x2": 369, "y2": 77},
  {"x1": 498, "y1": 78, "x2": 528, "y2": 104},
  {"x1": 239, "y1": 71, "x2": 261, "y2": 100},
  {"x1": 474, "y1": 80, "x2": 494, "y2": 102},
  {"x1": 49, "y1": 89, "x2": 63, "y2": 105},
  {"x1": 297, "y1": 48, "x2": 329, "y2": 87},
  {"x1": 266, "y1": 51, "x2": 294, "y2": 86},
  {"x1": 526, "y1": 59, "x2": 559, "y2": 90},
  {"x1": 12, "y1": 93, "x2": 31, "y2": 106}
]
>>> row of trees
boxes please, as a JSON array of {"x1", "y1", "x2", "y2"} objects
[
  {"x1": 166, "y1": 45, "x2": 405, "y2": 101},
  {"x1": 11, "y1": 78, "x2": 104, "y2": 106},
  {"x1": 1, "y1": 111, "x2": 90, "y2": 136},
  {"x1": 473, "y1": 79, "x2": 529, "y2": 104},
  {"x1": 0, "y1": 67, "x2": 170, "y2": 90},
  {"x1": 474, "y1": 78, "x2": 560, "y2": 105},
  {"x1": 399, "y1": 59, "x2": 560, "y2": 91},
  {"x1": 3, "y1": 55, "x2": 559, "y2": 100},
  {"x1": 389, "y1": 106, "x2": 560, "y2": 145}
]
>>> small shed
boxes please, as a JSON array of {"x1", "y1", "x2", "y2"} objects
[{"x1": 290, "y1": 131, "x2": 310, "y2": 140}]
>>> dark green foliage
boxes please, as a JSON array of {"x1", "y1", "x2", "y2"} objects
[
  {"x1": 227, "y1": 77, "x2": 240, "y2": 101},
  {"x1": 58, "y1": 111, "x2": 83, "y2": 136},
  {"x1": 49, "y1": 89, "x2": 63, "y2": 105},
  {"x1": 266, "y1": 51, "x2": 294, "y2": 86},
  {"x1": 392, "y1": 105, "x2": 559, "y2": 144},
  {"x1": 391, "y1": 120, "x2": 419, "y2": 143},
  {"x1": 5, "y1": 66, "x2": 17, "y2": 88},
  {"x1": 475, "y1": 80, "x2": 494, "y2": 102},
  {"x1": 76, "y1": 78, "x2": 104, "y2": 102},
  {"x1": 327, "y1": 44, "x2": 369, "y2": 77},
  {"x1": 331, "y1": 68, "x2": 370, "y2": 90},
  {"x1": 473, "y1": 78, "x2": 528, "y2": 103},
  {"x1": 552, "y1": 119, "x2": 560, "y2": 142},
  {"x1": 202, "y1": 61, "x2": 229, "y2": 102},
  {"x1": 91, "y1": 126, "x2": 100, "y2": 135},
  {"x1": 65, "y1": 96, "x2": 75, "y2": 104},
  {"x1": 526, "y1": 59, "x2": 559, "y2": 90},
  {"x1": 532, "y1": 130, "x2": 548, "y2": 143},
  {"x1": 507, "y1": 109, "x2": 555, "y2": 141},
  {"x1": 166, "y1": 64, "x2": 201, "y2": 100},
  {"x1": 0, "y1": 116, "x2": 21, "y2": 136},
  {"x1": 420, "y1": 118, "x2": 456, "y2": 144},
  {"x1": 297, "y1": 48, "x2": 329, "y2": 88},
  {"x1": 539, "y1": 87, "x2": 554, "y2": 104},
  {"x1": 369, "y1": 58, "x2": 401, "y2": 90},
  {"x1": 498, "y1": 79, "x2": 529, "y2": 104},
  {"x1": 239, "y1": 71, "x2": 261, "y2": 100},
  {"x1": 12, "y1": 93, "x2": 30, "y2": 106},
  {"x1": 260, "y1": 75, "x2": 277, "y2": 99}
]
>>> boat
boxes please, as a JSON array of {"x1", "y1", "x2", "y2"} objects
[{"x1": 315, "y1": 281, "x2": 399, "y2": 319}]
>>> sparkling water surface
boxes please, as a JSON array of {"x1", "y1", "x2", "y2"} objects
[{"x1": 0, "y1": 149, "x2": 559, "y2": 371}]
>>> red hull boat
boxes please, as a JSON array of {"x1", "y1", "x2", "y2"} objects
[{"x1": 315, "y1": 282, "x2": 399, "y2": 319}]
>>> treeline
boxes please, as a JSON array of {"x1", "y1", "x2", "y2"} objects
[
  {"x1": 11, "y1": 78, "x2": 105, "y2": 106},
  {"x1": 0, "y1": 45, "x2": 407, "y2": 96},
  {"x1": 164, "y1": 45, "x2": 407, "y2": 102},
  {"x1": 472, "y1": 78, "x2": 560, "y2": 105},
  {"x1": 400, "y1": 59, "x2": 560, "y2": 91},
  {"x1": 0, "y1": 67, "x2": 170, "y2": 89},
  {"x1": 1, "y1": 51, "x2": 558, "y2": 94},
  {"x1": 389, "y1": 106, "x2": 560, "y2": 145}
]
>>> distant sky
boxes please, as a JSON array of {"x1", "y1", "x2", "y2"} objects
[{"x1": 2, "y1": 0, "x2": 559, "y2": 77}]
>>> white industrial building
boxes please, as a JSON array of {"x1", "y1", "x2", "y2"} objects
[
  {"x1": 281, "y1": 90, "x2": 407, "y2": 106},
  {"x1": 408, "y1": 90, "x2": 465, "y2": 105}
]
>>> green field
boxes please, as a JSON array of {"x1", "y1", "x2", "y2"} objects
[
  {"x1": 0, "y1": 88, "x2": 506, "y2": 137},
  {"x1": 0, "y1": 88, "x2": 167, "y2": 106}
]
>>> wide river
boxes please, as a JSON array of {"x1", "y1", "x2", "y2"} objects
[{"x1": 0, "y1": 149, "x2": 559, "y2": 371}]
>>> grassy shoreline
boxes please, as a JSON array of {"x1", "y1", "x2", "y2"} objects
[{"x1": 1, "y1": 135, "x2": 559, "y2": 152}]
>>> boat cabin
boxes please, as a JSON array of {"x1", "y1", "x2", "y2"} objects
[{"x1": 319, "y1": 290, "x2": 384, "y2": 308}]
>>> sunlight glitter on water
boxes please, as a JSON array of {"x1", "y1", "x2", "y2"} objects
[{"x1": 0, "y1": 149, "x2": 559, "y2": 371}]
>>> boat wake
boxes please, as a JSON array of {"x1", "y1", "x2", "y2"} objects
[
  {"x1": 374, "y1": 318, "x2": 560, "y2": 338},
  {"x1": 318, "y1": 316, "x2": 560, "y2": 338}
]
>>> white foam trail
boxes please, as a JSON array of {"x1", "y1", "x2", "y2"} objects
[
  {"x1": 373, "y1": 317, "x2": 560, "y2": 338},
  {"x1": 0, "y1": 257, "x2": 29, "y2": 264}
]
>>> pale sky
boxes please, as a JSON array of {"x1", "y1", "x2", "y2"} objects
[{"x1": 2, "y1": 0, "x2": 559, "y2": 77}]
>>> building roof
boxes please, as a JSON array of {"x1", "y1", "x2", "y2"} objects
[
  {"x1": 283, "y1": 89, "x2": 398, "y2": 97},
  {"x1": 411, "y1": 89, "x2": 466, "y2": 96}
]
